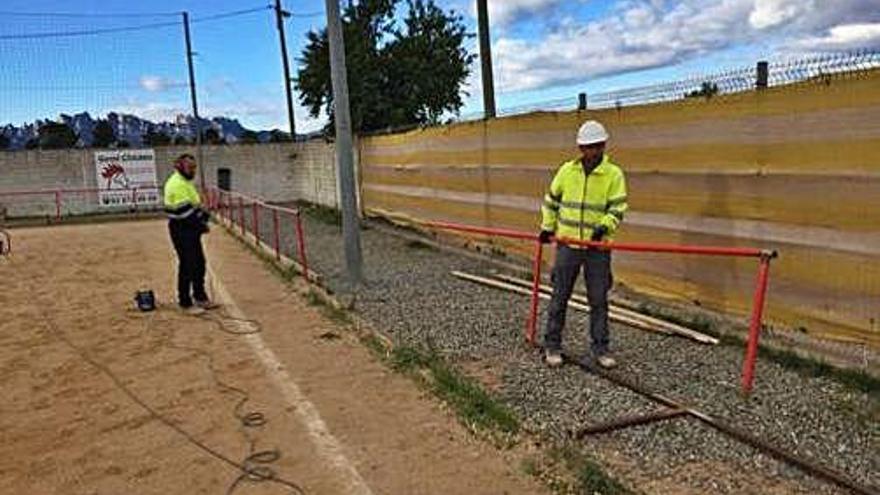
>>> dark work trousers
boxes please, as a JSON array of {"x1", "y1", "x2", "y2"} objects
[
  {"x1": 168, "y1": 220, "x2": 208, "y2": 307},
  {"x1": 545, "y1": 244, "x2": 613, "y2": 356}
]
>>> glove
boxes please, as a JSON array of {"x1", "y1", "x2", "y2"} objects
[
  {"x1": 590, "y1": 225, "x2": 608, "y2": 242},
  {"x1": 538, "y1": 230, "x2": 554, "y2": 244},
  {"x1": 195, "y1": 208, "x2": 211, "y2": 234}
]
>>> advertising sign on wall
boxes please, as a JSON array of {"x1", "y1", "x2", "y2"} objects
[{"x1": 94, "y1": 149, "x2": 159, "y2": 207}]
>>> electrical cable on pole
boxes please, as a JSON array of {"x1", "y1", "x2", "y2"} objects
[
  {"x1": 274, "y1": 0, "x2": 297, "y2": 139},
  {"x1": 182, "y1": 12, "x2": 205, "y2": 190}
]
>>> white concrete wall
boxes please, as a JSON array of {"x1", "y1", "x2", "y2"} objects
[{"x1": 0, "y1": 141, "x2": 341, "y2": 217}]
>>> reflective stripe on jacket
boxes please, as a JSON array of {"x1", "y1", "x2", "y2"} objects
[
  {"x1": 541, "y1": 154, "x2": 628, "y2": 243},
  {"x1": 163, "y1": 171, "x2": 201, "y2": 220}
]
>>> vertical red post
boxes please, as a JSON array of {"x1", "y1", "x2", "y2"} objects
[
  {"x1": 253, "y1": 201, "x2": 260, "y2": 246},
  {"x1": 294, "y1": 211, "x2": 309, "y2": 281},
  {"x1": 238, "y1": 196, "x2": 245, "y2": 235},
  {"x1": 526, "y1": 239, "x2": 544, "y2": 345},
  {"x1": 272, "y1": 209, "x2": 281, "y2": 261},
  {"x1": 54, "y1": 190, "x2": 62, "y2": 221},
  {"x1": 741, "y1": 253, "x2": 774, "y2": 395}
]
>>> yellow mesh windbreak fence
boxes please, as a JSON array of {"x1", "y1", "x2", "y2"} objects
[{"x1": 361, "y1": 69, "x2": 880, "y2": 347}]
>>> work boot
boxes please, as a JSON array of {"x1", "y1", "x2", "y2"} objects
[
  {"x1": 195, "y1": 299, "x2": 220, "y2": 310},
  {"x1": 545, "y1": 349, "x2": 563, "y2": 368},
  {"x1": 597, "y1": 355, "x2": 617, "y2": 369},
  {"x1": 181, "y1": 305, "x2": 206, "y2": 316}
]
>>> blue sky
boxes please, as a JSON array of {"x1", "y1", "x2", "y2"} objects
[{"x1": 1, "y1": 0, "x2": 879, "y2": 132}]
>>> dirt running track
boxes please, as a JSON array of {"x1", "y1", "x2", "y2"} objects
[{"x1": 0, "y1": 220, "x2": 547, "y2": 494}]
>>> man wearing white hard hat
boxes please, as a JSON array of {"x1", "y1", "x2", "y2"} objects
[{"x1": 539, "y1": 120, "x2": 628, "y2": 368}]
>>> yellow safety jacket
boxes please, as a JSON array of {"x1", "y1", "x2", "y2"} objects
[
  {"x1": 163, "y1": 171, "x2": 202, "y2": 220},
  {"x1": 541, "y1": 154, "x2": 628, "y2": 243}
]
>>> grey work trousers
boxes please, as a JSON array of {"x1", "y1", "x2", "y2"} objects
[{"x1": 544, "y1": 245, "x2": 612, "y2": 356}]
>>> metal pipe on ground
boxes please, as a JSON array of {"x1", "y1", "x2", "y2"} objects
[
  {"x1": 573, "y1": 408, "x2": 688, "y2": 438},
  {"x1": 451, "y1": 271, "x2": 675, "y2": 338},
  {"x1": 492, "y1": 273, "x2": 719, "y2": 345},
  {"x1": 565, "y1": 354, "x2": 879, "y2": 495}
]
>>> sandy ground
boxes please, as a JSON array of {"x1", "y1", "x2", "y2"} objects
[{"x1": 0, "y1": 220, "x2": 547, "y2": 494}]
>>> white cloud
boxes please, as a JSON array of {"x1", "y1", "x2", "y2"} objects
[
  {"x1": 749, "y1": 0, "x2": 811, "y2": 30},
  {"x1": 484, "y1": 0, "x2": 565, "y2": 26},
  {"x1": 792, "y1": 23, "x2": 880, "y2": 50},
  {"x1": 491, "y1": 0, "x2": 880, "y2": 92},
  {"x1": 138, "y1": 75, "x2": 180, "y2": 93}
]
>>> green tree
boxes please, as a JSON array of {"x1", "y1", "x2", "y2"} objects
[
  {"x1": 0, "y1": 134, "x2": 9, "y2": 151},
  {"x1": 172, "y1": 135, "x2": 192, "y2": 146},
  {"x1": 37, "y1": 122, "x2": 78, "y2": 149},
  {"x1": 686, "y1": 81, "x2": 719, "y2": 99},
  {"x1": 92, "y1": 119, "x2": 116, "y2": 148},
  {"x1": 240, "y1": 130, "x2": 260, "y2": 144},
  {"x1": 202, "y1": 128, "x2": 225, "y2": 145},
  {"x1": 269, "y1": 129, "x2": 291, "y2": 142},
  {"x1": 143, "y1": 129, "x2": 172, "y2": 146},
  {"x1": 295, "y1": 0, "x2": 473, "y2": 134}
]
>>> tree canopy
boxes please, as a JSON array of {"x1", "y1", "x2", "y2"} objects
[
  {"x1": 92, "y1": 119, "x2": 116, "y2": 148},
  {"x1": 295, "y1": 0, "x2": 473, "y2": 134},
  {"x1": 37, "y1": 122, "x2": 78, "y2": 149}
]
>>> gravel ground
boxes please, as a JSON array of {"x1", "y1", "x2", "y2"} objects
[{"x1": 242, "y1": 206, "x2": 878, "y2": 495}]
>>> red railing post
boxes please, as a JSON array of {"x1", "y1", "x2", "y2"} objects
[
  {"x1": 253, "y1": 201, "x2": 260, "y2": 246},
  {"x1": 54, "y1": 190, "x2": 62, "y2": 221},
  {"x1": 294, "y1": 211, "x2": 309, "y2": 281},
  {"x1": 526, "y1": 239, "x2": 544, "y2": 345},
  {"x1": 741, "y1": 252, "x2": 775, "y2": 395},
  {"x1": 238, "y1": 196, "x2": 245, "y2": 235},
  {"x1": 272, "y1": 209, "x2": 281, "y2": 261}
]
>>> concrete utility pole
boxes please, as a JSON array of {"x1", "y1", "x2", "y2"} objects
[
  {"x1": 182, "y1": 11, "x2": 205, "y2": 189},
  {"x1": 476, "y1": 0, "x2": 496, "y2": 119},
  {"x1": 324, "y1": 0, "x2": 363, "y2": 288},
  {"x1": 274, "y1": 0, "x2": 297, "y2": 139}
]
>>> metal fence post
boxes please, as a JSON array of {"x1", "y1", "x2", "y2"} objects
[{"x1": 756, "y1": 60, "x2": 769, "y2": 90}]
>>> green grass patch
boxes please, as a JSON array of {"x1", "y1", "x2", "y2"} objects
[
  {"x1": 384, "y1": 345, "x2": 519, "y2": 438},
  {"x1": 299, "y1": 202, "x2": 342, "y2": 226},
  {"x1": 632, "y1": 299, "x2": 880, "y2": 396},
  {"x1": 405, "y1": 239, "x2": 433, "y2": 250},
  {"x1": 757, "y1": 343, "x2": 879, "y2": 396},
  {"x1": 551, "y1": 446, "x2": 633, "y2": 495}
]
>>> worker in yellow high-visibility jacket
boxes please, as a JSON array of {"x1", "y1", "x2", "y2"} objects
[
  {"x1": 164, "y1": 153, "x2": 217, "y2": 314},
  {"x1": 539, "y1": 120, "x2": 628, "y2": 368}
]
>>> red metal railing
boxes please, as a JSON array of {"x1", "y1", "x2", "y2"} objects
[
  {"x1": 0, "y1": 186, "x2": 162, "y2": 221},
  {"x1": 424, "y1": 220, "x2": 777, "y2": 396},
  {"x1": 205, "y1": 187, "x2": 310, "y2": 282}
]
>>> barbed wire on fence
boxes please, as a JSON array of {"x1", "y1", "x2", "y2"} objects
[{"x1": 456, "y1": 49, "x2": 880, "y2": 123}]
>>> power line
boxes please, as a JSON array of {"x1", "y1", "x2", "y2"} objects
[
  {"x1": 191, "y1": 6, "x2": 273, "y2": 24},
  {"x1": 0, "y1": 20, "x2": 181, "y2": 40},
  {"x1": 0, "y1": 10, "x2": 179, "y2": 18}
]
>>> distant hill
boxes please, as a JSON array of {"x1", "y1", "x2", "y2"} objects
[{"x1": 0, "y1": 112, "x2": 297, "y2": 150}]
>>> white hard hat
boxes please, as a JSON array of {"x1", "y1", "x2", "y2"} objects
[{"x1": 576, "y1": 120, "x2": 609, "y2": 145}]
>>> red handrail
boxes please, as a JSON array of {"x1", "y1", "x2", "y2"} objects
[{"x1": 425, "y1": 219, "x2": 776, "y2": 396}]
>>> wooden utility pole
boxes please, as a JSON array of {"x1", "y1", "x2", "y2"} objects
[
  {"x1": 182, "y1": 12, "x2": 205, "y2": 188},
  {"x1": 324, "y1": 0, "x2": 363, "y2": 288},
  {"x1": 274, "y1": 0, "x2": 296, "y2": 138},
  {"x1": 476, "y1": 0, "x2": 496, "y2": 119}
]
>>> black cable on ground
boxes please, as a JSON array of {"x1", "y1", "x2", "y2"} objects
[
  {"x1": 145, "y1": 307, "x2": 306, "y2": 494},
  {"x1": 22, "y1": 284, "x2": 306, "y2": 495}
]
